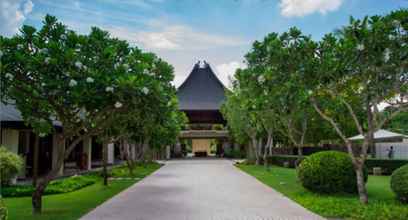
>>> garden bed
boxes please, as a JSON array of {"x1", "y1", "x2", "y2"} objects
[{"x1": 2, "y1": 175, "x2": 97, "y2": 197}]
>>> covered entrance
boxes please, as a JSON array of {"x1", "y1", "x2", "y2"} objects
[{"x1": 173, "y1": 61, "x2": 231, "y2": 158}]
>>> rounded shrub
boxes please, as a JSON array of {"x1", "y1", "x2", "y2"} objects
[
  {"x1": 0, "y1": 199, "x2": 7, "y2": 220},
  {"x1": 297, "y1": 151, "x2": 367, "y2": 194},
  {"x1": 0, "y1": 146, "x2": 23, "y2": 185},
  {"x1": 391, "y1": 164, "x2": 408, "y2": 203}
]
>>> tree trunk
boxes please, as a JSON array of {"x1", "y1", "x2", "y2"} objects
[
  {"x1": 102, "y1": 141, "x2": 108, "y2": 186},
  {"x1": 32, "y1": 136, "x2": 40, "y2": 187},
  {"x1": 251, "y1": 137, "x2": 260, "y2": 165},
  {"x1": 32, "y1": 177, "x2": 49, "y2": 214},
  {"x1": 355, "y1": 162, "x2": 368, "y2": 204},
  {"x1": 264, "y1": 131, "x2": 272, "y2": 170},
  {"x1": 367, "y1": 107, "x2": 376, "y2": 158}
]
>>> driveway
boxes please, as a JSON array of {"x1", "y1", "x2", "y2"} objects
[{"x1": 80, "y1": 158, "x2": 324, "y2": 220}]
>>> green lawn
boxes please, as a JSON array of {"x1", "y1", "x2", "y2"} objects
[
  {"x1": 4, "y1": 163, "x2": 162, "y2": 220},
  {"x1": 238, "y1": 164, "x2": 408, "y2": 220}
]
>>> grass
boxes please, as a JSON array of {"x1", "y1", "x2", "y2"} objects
[
  {"x1": 238, "y1": 164, "x2": 408, "y2": 220},
  {"x1": 3, "y1": 162, "x2": 162, "y2": 220}
]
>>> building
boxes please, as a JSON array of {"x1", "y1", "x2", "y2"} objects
[
  {"x1": 348, "y1": 129, "x2": 408, "y2": 159},
  {"x1": 175, "y1": 61, "x2": 231, "y2": 157},
  {"x1": 0, "y1": 102, "x2": 116, "y2": 180}
]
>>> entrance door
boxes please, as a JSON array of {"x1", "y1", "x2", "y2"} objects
[{"x1": 192, "y1": 139, "x2": 211, "y2": 157}]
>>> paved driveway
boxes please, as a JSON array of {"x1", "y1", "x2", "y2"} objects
[{"x1": 81, "y1": 159, "x2": 324, "y2": 220}]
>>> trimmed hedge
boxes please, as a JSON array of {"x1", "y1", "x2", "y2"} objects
[
  {"x1": 268, "y1": 154, "x2": 408, "y2": 175},
  {"x1": 297, "y1": 151, "x2": 368, "y2": 194},
  {"x1": 2, "y1": 175, "x2": 96, "y2": 197},
  {"x1": 365, "y1": 159, "x2": 408, "y2": 175},
  {"x1": 391, "y1": 164, "x2": 408, "y2": 203},
  {"x1": 267, "y1": 155, "x2": 306, "y2": 168}
]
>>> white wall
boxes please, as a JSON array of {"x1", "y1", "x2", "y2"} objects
[
  {"x1": 376, "y1": 142, "x2": 408, "y2": 159},
  {"x1": 1, "y1": 129, "x2": 19, "y2": 153}
]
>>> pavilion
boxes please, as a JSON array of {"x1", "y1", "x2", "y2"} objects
[{"x1": 174, "y1": 61, "x2": 230, "y2": 157}]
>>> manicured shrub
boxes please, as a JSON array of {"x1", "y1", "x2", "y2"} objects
[
  {"x1": 2, "y1": 175, "x2": 96, "y2": 197},
  {"x1": 391, "y1": 164, "x2": 408, "y2": 203},
  {"x1": 0, "y1": 146, "x2": 23, "y2": 185},
  {"x1": 0, "y1": 200, "x2": 7, "y2": 220},
  {"x1": 297, "y1": 151, "x2": 367, "y2": 194},
  {"x1": 365, "y1": 159, "x2": 408, "y2": 175}
]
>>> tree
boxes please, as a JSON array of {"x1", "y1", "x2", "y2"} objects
[
  {"x1": 244, "y1": 28, "x2": 318, "y2": 159},
  {"x1": 0, "y1": 15, "x2": 176, "y2": 213},
  {"x1": 308, "y1": 10, "x2": 408, "y2": 204}
]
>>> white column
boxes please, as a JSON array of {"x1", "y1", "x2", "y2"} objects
[
  {"x1": 83, "y1": 137, "x2": 92, "y2": 170},
  {"x1": 107, "y1": 143, "x2": 114, "y2": 164}
]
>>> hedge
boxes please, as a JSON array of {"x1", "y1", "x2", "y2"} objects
[
  {"x1": 365, "y1": 159, "x2": 408, "y2": 175},
  {"x1": 267, "y1": 155, "x2": 408, "y2": 174},
  {"x1": 2, "y1": 175, "x2": 96, "y2": 197},
  {"x1": 267, "y1": 155, "x2": 306, "y2": 168}
]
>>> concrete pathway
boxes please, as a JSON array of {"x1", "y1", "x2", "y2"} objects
[{"x1": 80, "y1": 159, "x2": 324, "y2": 220}]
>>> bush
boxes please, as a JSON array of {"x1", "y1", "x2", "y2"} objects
[
  {"x1": 0, "y1": 146, "x2": 24, "y2": 185},
  {"x1": 365, "y1": 159, "x2": 408, "y2": 175},
  {"x1": 267, "y1": 155, "x2": 306, "y2": 168},
  {"x1": 224, "y1": 148, "x2": 245, "y2": 159},
  {"x1": 0, "y1": 200, "x2": 7, "y2": 220},
  {"x1": 2, "y1": 175, "x2": 96, "y2": 197},
  {"x1": 391, "y1": 164, "x2": 408, "y2": 203},
  {"x1": 297, "y1": 151, "x2": 367, "y2": 194}
]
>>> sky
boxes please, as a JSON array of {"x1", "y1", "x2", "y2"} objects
[{"x1": 1, "y1": 0, "x2": 407, "y2": 87}]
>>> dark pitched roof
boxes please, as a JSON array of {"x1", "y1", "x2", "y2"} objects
[
  {"x1": 0, "y1": 102, "x2": 23, "y2": 121},
  {"x1": 1, "y1": 102, "x2": 61, "y2": 127},
  {"x1": 177, "y1": 61, "x2": 226, "y2": 111}
]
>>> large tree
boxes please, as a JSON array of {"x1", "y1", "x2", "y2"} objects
[
  {"x1": 308, "y1": 10, "x2": 408, "y2": 204},
  {"x1": 0, "y1": 15, "x2": 178, "y2": 213}
]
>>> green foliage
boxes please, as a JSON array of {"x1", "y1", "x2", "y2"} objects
[
  {"x1": 391, "y1": 164, "x2": 408, "y2": 203},
  {"x1": 0, "y1": 200, "x2": 7, "y2": 220},
  {"x1": 239, "y1": 164, "x2": 408, "y2": 220},
  {"x1": 298, "y1": 151, "x2": 367, "y2": 194},
  {"x1": 385, "y1": 110, "x2": 408, "y2": 135},
  {"x1": 0, "y1": 146, "x2": 23, "y2": 185},
  {"x1": 366, "y1": 158, "x2": 408, "y2": 175},
  {"x1": 2, "y1": 175, "x2": 96, "y2": 197}
]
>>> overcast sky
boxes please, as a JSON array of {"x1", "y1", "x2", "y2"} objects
[{"x1": 1, "y1": 0, "x2": 406, "y2": 87}]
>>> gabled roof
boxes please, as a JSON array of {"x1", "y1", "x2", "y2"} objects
[
  {"x1": 177, "y1": 61, "x2": 226, "y2": 111},
  {"x1": 1, "y1": 101, "x2": 62, "y2": 127},
  {"x1": 1, "y1": 101, "x2": 24, "y2": 122},
  {"x1": 348, "y1": 129, "x2": 408, "y2": 141}
]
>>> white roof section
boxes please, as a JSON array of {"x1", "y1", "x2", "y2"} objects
[{"x1": 348, "y1": 129, "x2": 408, "y2": 141}]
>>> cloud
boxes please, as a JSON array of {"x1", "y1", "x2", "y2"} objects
[
  {"x1": 0, "y1": 0, "x2": 34, "y2": 36},
  {"x1": 107, "y1": 20, "x2": 247, "y2": 51},
  {"x1": 216, "y1": 61, "x2": 247, "y2": 87},
  {"x1": 279, "y1": 0, "x2": 342, "y2": 17}
]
